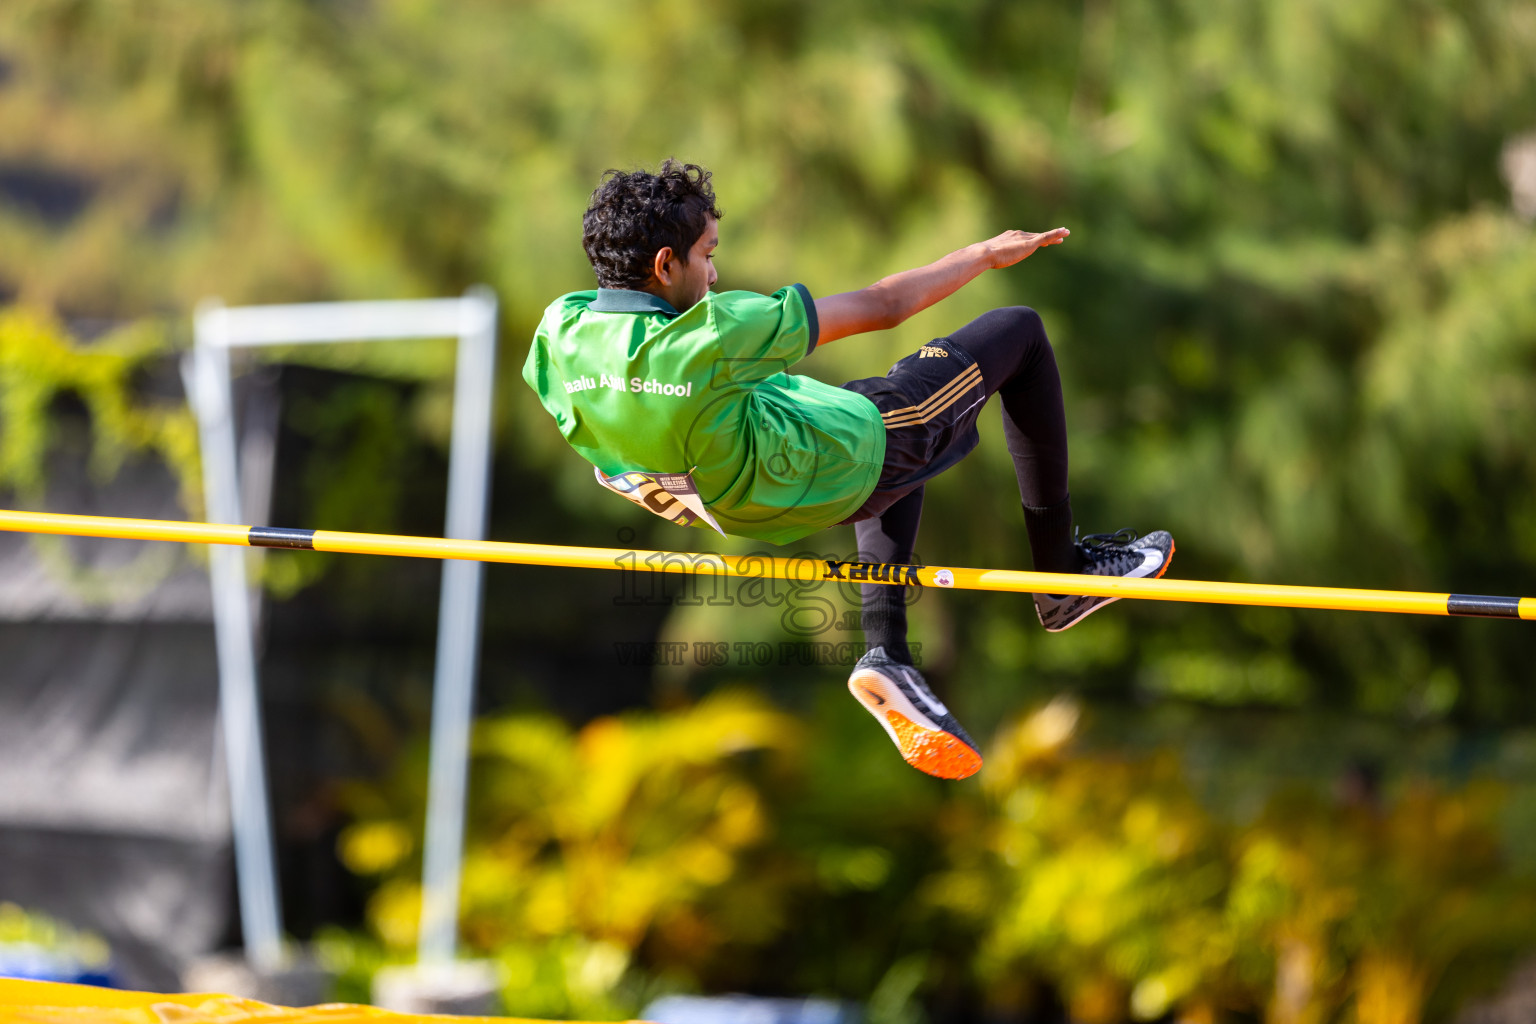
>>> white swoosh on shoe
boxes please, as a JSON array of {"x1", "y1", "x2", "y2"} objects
[
  {"x1": 902, "y1": 673, "x2": 949, "y2": 717},
  {"x1": 1125, "y1": 547, "x2": 1165, "y2": 578}
]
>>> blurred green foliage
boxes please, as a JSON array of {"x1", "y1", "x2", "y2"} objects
[
  {"x1": 337, "y1": 691, "x2": 801, "y2": 1017},
  {"x1": 935, "y1": 703, "x2": 1536, "y2": 1024},
  {"x1": 0, "y1": 0, "x2": 1531, "y2": 718},
  {"x1": 3, "y1": 0, "x2": 1536, "y2": 721},
  {"x1": 336, "y1": 695, "x2": 1536, "y2": 1022},
  {"x1": 0, "y1": 902, "x2": 113, "y2": 979},
  {"x1": 0, "y1": 308, "x2": 195, "y2": 505},
  {"x1": 0, "y1": 0, "x2": 1534, "y2": 1020},
  {"x1": 0, "y1": 308, "x2": 201, "y2": 603}
]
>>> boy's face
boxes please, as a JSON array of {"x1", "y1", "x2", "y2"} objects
[{"x1": 656, "y1": 215, "x2": 718, "y2": 311}]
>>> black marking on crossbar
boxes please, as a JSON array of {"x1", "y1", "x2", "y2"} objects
[
  {"x1": 1447, "y1": 594, "x2": 1521, "y2": 618},
  {"x1": 821, "y1": 559, "x2": 923, "y2": 586},
  {"x1": 248, "y1": 526, "x2": 316, "y2": 550}
]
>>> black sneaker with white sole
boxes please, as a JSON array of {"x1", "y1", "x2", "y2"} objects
[
  {"x1": 848, "y1": 646, "x2": 982, "y2": 780},
  {"x1": 1033, "y1": 528, "x2": 1175, "y2": 632}
]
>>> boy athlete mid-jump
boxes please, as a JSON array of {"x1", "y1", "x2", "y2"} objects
[{"x1": 524, "y1": 161, "x2": 1174, "y2": 780}]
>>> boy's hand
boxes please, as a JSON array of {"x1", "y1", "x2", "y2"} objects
[
  {"x1": 984, "y1": 227, "x2": 1070, "y2": 269},
  {"x1": 815, "y1": 226, "x2": 1070, "y2": 346}
]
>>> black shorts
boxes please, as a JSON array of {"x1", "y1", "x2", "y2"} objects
[{"x1": 838, "y1": 338, "x2": 988, "y2": 523}]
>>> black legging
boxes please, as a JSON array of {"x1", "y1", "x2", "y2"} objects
[{"x1": 856, "y1": 307, "x2": 1073, "y2": 663}]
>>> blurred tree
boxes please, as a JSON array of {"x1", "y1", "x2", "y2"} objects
[
  {"x1": 1, "y1": 1, "x2": 1535, "y2": 1016},
  {"x1": 337, "y1": 690, "x2": 804, "y2": 1018},
  {"x1": 931, "y1": 700, "x2": 1244, "y2": 1023},
  {"x1": 929, "y1": 703, "x2": 1536, "y2": 1024},
  {"x1": 1, "y1": 3, "x2": 1531, "y2": 730},
  {"x1": 1228, "y1": 777, "x2": 1536, "y2": 1024},
  {"x1": 0, "y1": 307, "x2": 193, "y2": 504}
]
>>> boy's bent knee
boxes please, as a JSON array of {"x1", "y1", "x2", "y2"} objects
[
  {"x1": 952, "y1": 306, "x2": 1055, "y2": 388},
  {"x1": 996, "y1": 305, "x2": 1045, "y2": 338},
  {"x1": 967, "y1": 306, "x2": 1048, "y2": 348}
]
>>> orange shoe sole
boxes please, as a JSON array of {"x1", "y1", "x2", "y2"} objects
[{"x1": 849, "y1": 670, "x2": 982, "y2": 780}]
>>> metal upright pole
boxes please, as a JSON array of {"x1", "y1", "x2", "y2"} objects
[
  {"x1": 417, "y1": 288, "x2": 499, "y2": 964},
  {"x1": 190, "y1": 302, "x2": 285, "y2": 971}
]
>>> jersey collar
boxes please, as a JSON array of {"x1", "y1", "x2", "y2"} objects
[{"x1": 589, "y1": 289, "x2": 680, "y2": 316}]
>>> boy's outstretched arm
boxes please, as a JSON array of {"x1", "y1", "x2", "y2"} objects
[{"x1": 812, "y1": 227, "x2": 1069, "y2": 346}]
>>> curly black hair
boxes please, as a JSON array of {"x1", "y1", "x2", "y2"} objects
[{"x1": 582, "y1": 160, "x2": 723, "y2": 290}]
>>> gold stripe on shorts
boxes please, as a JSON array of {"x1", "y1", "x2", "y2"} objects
[{"x1": 879, "y1": 364, "x2": 984, "y2": 428}]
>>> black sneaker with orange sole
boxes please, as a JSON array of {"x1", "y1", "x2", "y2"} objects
[{"x1": 848, "y1": 646, "x2": 982, "y2": 780}]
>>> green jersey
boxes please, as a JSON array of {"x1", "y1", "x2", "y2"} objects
[{"x1": 523, "y1": 284, "x2": 886, "y2": 546}]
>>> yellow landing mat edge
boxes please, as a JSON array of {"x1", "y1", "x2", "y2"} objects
[{"x1": 0, "y1": 979, "x2": 646, "y2": 1024}]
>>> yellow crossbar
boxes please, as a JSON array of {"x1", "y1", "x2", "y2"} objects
[{"x1": 1, "y1": 508, "x2": 1531, "y2": 620}]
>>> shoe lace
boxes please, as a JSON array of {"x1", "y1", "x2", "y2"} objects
[{"x1": 1077, "y1": 527, "x2": 1138, "y2": 549}]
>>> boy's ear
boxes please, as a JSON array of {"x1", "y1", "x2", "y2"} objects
[{"x1": 651, "y1": 246, "x2": 677, "y2": 285}]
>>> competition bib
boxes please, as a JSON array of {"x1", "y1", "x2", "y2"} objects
[{"x1": 594, "y1": 466, "x2": 726, "y2": 537}]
